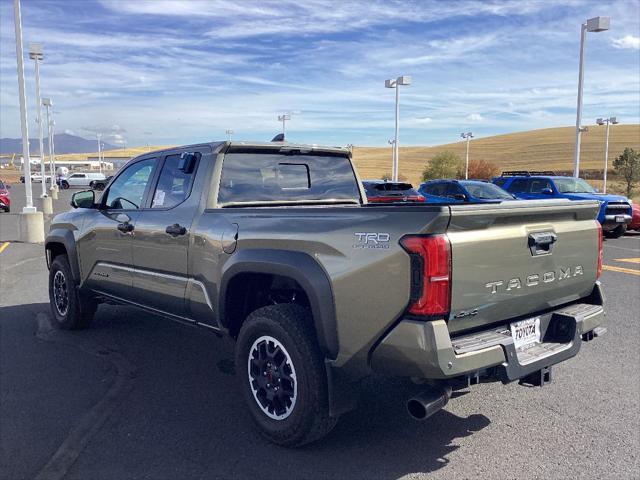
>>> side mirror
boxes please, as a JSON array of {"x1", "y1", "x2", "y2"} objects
[
  {"x1": 178, "y1": 152, "x2": 199, "y2": 174},
  {"x1": 541, "y1": 188, "x2": 553, "y2": 195},
  {"x1": 70, "y1": 190, "x2": 95, "y2": 209}
]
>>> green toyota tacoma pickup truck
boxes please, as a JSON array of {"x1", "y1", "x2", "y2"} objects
[{"x1": 45, "y1": 141, "x2": 606, "y2": 446}]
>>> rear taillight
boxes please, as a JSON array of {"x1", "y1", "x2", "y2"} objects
[
  {"x1": 596, "y1": 222, "x2": 603, "y2": 278},
  {"x1": 400, "y1": 234, "x2": 451, "y2": 317}
]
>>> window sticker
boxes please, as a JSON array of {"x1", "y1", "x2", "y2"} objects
[{"x1": 153, "y1": 189, "x2": 166, "y2": 206}]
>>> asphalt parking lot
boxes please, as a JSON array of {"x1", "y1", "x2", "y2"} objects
[{"x1": 1, "y1": 184, "x2": 639, "y2": 480}]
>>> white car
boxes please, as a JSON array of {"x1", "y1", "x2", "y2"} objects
[
  {"x1": 30, "y1": 173, "x2": 54, "y2": 183},
  {"x1": 59, "y1": 172, "x2": 106, "y2": 189}
]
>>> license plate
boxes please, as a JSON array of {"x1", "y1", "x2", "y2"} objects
[
  {"x1": 615, "y1": 215, "x2": 625, "y2": 223},
  {"x1": 510, "y1": 317, "x2": 541, "y2": 350}
]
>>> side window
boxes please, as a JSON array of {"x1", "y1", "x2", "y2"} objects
[
  {"x1": 426, "y1": 183, "x2": 444, "y2": 196},
  {"x1": 509, "y1": 179, "x2": 529, "y2": 193},
  {"x1": 151, "y1": 153, "x2": 200, "y2": 209},
  {"x1": 103, "y1": 158, "x2": 156, "y2": 210},
  {"x1": 529, "y1": 179, "x2": 552, "y2": 193},
  {"x1": 445, "y1": 183, "x2": 462, "y2": 196}
]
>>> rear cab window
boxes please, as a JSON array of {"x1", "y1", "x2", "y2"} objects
[
  {"x1": 151, "y1": 153, "x2": 200, "y2": 209},
  {"x1": 217, "y1": 149, "x2": 361, "y2": 206}
]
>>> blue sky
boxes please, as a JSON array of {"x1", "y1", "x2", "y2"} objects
[{"x1": 1, "y1": 0, "x2": 639, "y2": 148}]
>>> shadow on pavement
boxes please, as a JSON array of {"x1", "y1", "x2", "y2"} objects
[{"x1": 1, "y1": 302, "x2": 491, "y2": 480}]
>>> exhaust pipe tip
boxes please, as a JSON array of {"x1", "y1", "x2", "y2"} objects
[
  {"x1": 407, "y1": 386, "x2": 452, "y2": 421},
  {"x1": 407, "y1": 398, "x2": 429, "y2": 420}
]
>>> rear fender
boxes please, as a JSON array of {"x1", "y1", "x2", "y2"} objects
[{"x1": 219, "y1": 249, "x2": 338, "y2": 359}]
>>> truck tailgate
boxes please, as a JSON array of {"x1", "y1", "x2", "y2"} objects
[{"x1": 446, "y1": 199, "x2": 600, "y2": 334}]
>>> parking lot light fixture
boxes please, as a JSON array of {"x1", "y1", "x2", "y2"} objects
[
  {"x1": 461, "y1": 132, "x2": 474, "y2": 180},
  {"x1": 385, "y1": 75, "x2": 411, "y2": 182},
  {"x1": 573, "y1": 16, "x2": 610, "y2": 177},
  {"x1": 13, "y1": 0, "x2": 36, "y2": 212},
  {"x1": 596, "y1": 116, "x2": 619, "y2": 193},
  {"x1": 278, "y1": 113, "x2": 292, "y2": 139},
  {"x1": 29, "y1": 42, "x2": 47, "y2": 198}
]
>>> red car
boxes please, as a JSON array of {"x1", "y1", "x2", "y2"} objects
[
  {"x1": 629, "y1": 202, "x2": 640, "y2": 231},
  {"x1": 0, "y1": 179, "x2": 10, "y2": 213}
]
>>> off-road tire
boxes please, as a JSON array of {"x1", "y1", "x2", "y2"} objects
[
  {"x1": 604, "y1": 224, "x2": 627, "y2": 239},
  {"x1": 49, "y1": 254, "x2": 97, "y2": 329},
  {"x1": 235, "y1": 304, "x2": 337, "y2": 447}
]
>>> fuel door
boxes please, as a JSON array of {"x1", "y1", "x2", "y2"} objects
[{"x1": 221, "y1": 223, "x2": 239, "y2": 254}]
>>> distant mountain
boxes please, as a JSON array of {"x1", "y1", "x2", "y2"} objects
[{"x1": 0, "y1": 133, "x2": 116, "y2": 155}]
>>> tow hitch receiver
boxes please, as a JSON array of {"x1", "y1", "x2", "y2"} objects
[{"x1": 519, "y1": 366, "x2": 552, "y2": 387}]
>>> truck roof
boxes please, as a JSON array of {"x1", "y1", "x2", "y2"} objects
[{"x1": 140, "y1": 141, "x2": 350, "y2": 158}]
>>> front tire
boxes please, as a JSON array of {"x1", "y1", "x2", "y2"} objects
[
  {"x1": 48, "y1": 254, "x2": 97, "y2": 329},
  {"x1": 604, "y1": 224, "x2": 627, "y2": 238},
  {"x1": 235, "y1": 304, "x2": 337, "y2": 447},
  {"x1": 60, "y1": 181, "x2": 69, "y2": 190}
]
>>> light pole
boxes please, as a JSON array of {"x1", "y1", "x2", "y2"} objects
[
  {"x1": 97, "y1": 133, "x2": 103, "y2": 174},
  {"x1": 573, "y1": 16, "x2": 610, "y2": 177},
  {"x1": 278, "y1": 113, "x2": 291, "y2": 138},
  {"x1": 387, "y1": 139, "x2": 396, "y2": 177},
  {"x1": 385, "y1": 75, "x2": 411, "y2": 181},
  {"x1": 42, "y1": 97, "x2": 56, "y2": 191},
  {"x1": 596, "y1": 116, "x2": 619, "y2": 193},
  {"x1": 226, "y1": 129, "x2": 234, "y2": 141},
  {"x1": 13, "y1": 0, "x2": 36, "y2": 212},
  {"x1": 461, "y1": 132, "x2": 474, "y2": 179},
  {"x1": 29, "y1": 42, "x2": 47, "y2": 198}
]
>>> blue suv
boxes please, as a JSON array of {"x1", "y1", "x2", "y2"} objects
[
  {"x1": 493, "y1": 171, "x2": 632, "y2": 238},
  {"x1": 418, "y1": 179, "x2": 515, "y2": 204}
]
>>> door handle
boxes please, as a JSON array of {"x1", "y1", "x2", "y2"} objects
[
  {"x1": 528, "y1": 232, "x2": 557, "y2": 256},
  {"x1": 166, "y1": 223, "x2": 187, "y2": 236},
  {"x1": 117, "y1": 222, "x2": 134, "y2": 234}
]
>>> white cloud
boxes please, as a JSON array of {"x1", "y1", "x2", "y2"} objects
[
  {"x1": 64, "y1": 129, "x2": 75, "y2": 135},
  {"x1": 612, "y1": 35, "x2": 640, "y2": 49},
  {"x1": 466, "y1": 113, "x2": 484, "y2": 122},
  {"x1": 99, "y1": 0, "x2": 552, "y2": 40},
  {"x1": 412, "y1": 117, "x2": 433, "y2": 124},
  {"x1": 394, "y1": 34, "x2": 499, "y2": 66}
]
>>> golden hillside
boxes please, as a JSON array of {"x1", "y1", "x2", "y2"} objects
[
  {"x1": 55, "y1": 146, "x2": 174, "y2": 161},
  {"x1": 352, "y1": 125, "x2": 640, "y2": 186}
]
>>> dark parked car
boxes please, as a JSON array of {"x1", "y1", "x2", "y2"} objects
[
  {"x1": 362, "y1": 180, "x2": 424, "y2": 203},
  {"x1": 419, "y1": 179, "x2": 515, "y2": 203},
  {"x1": 89, "y1": 176, "x2": 113, "y2": 191}
]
